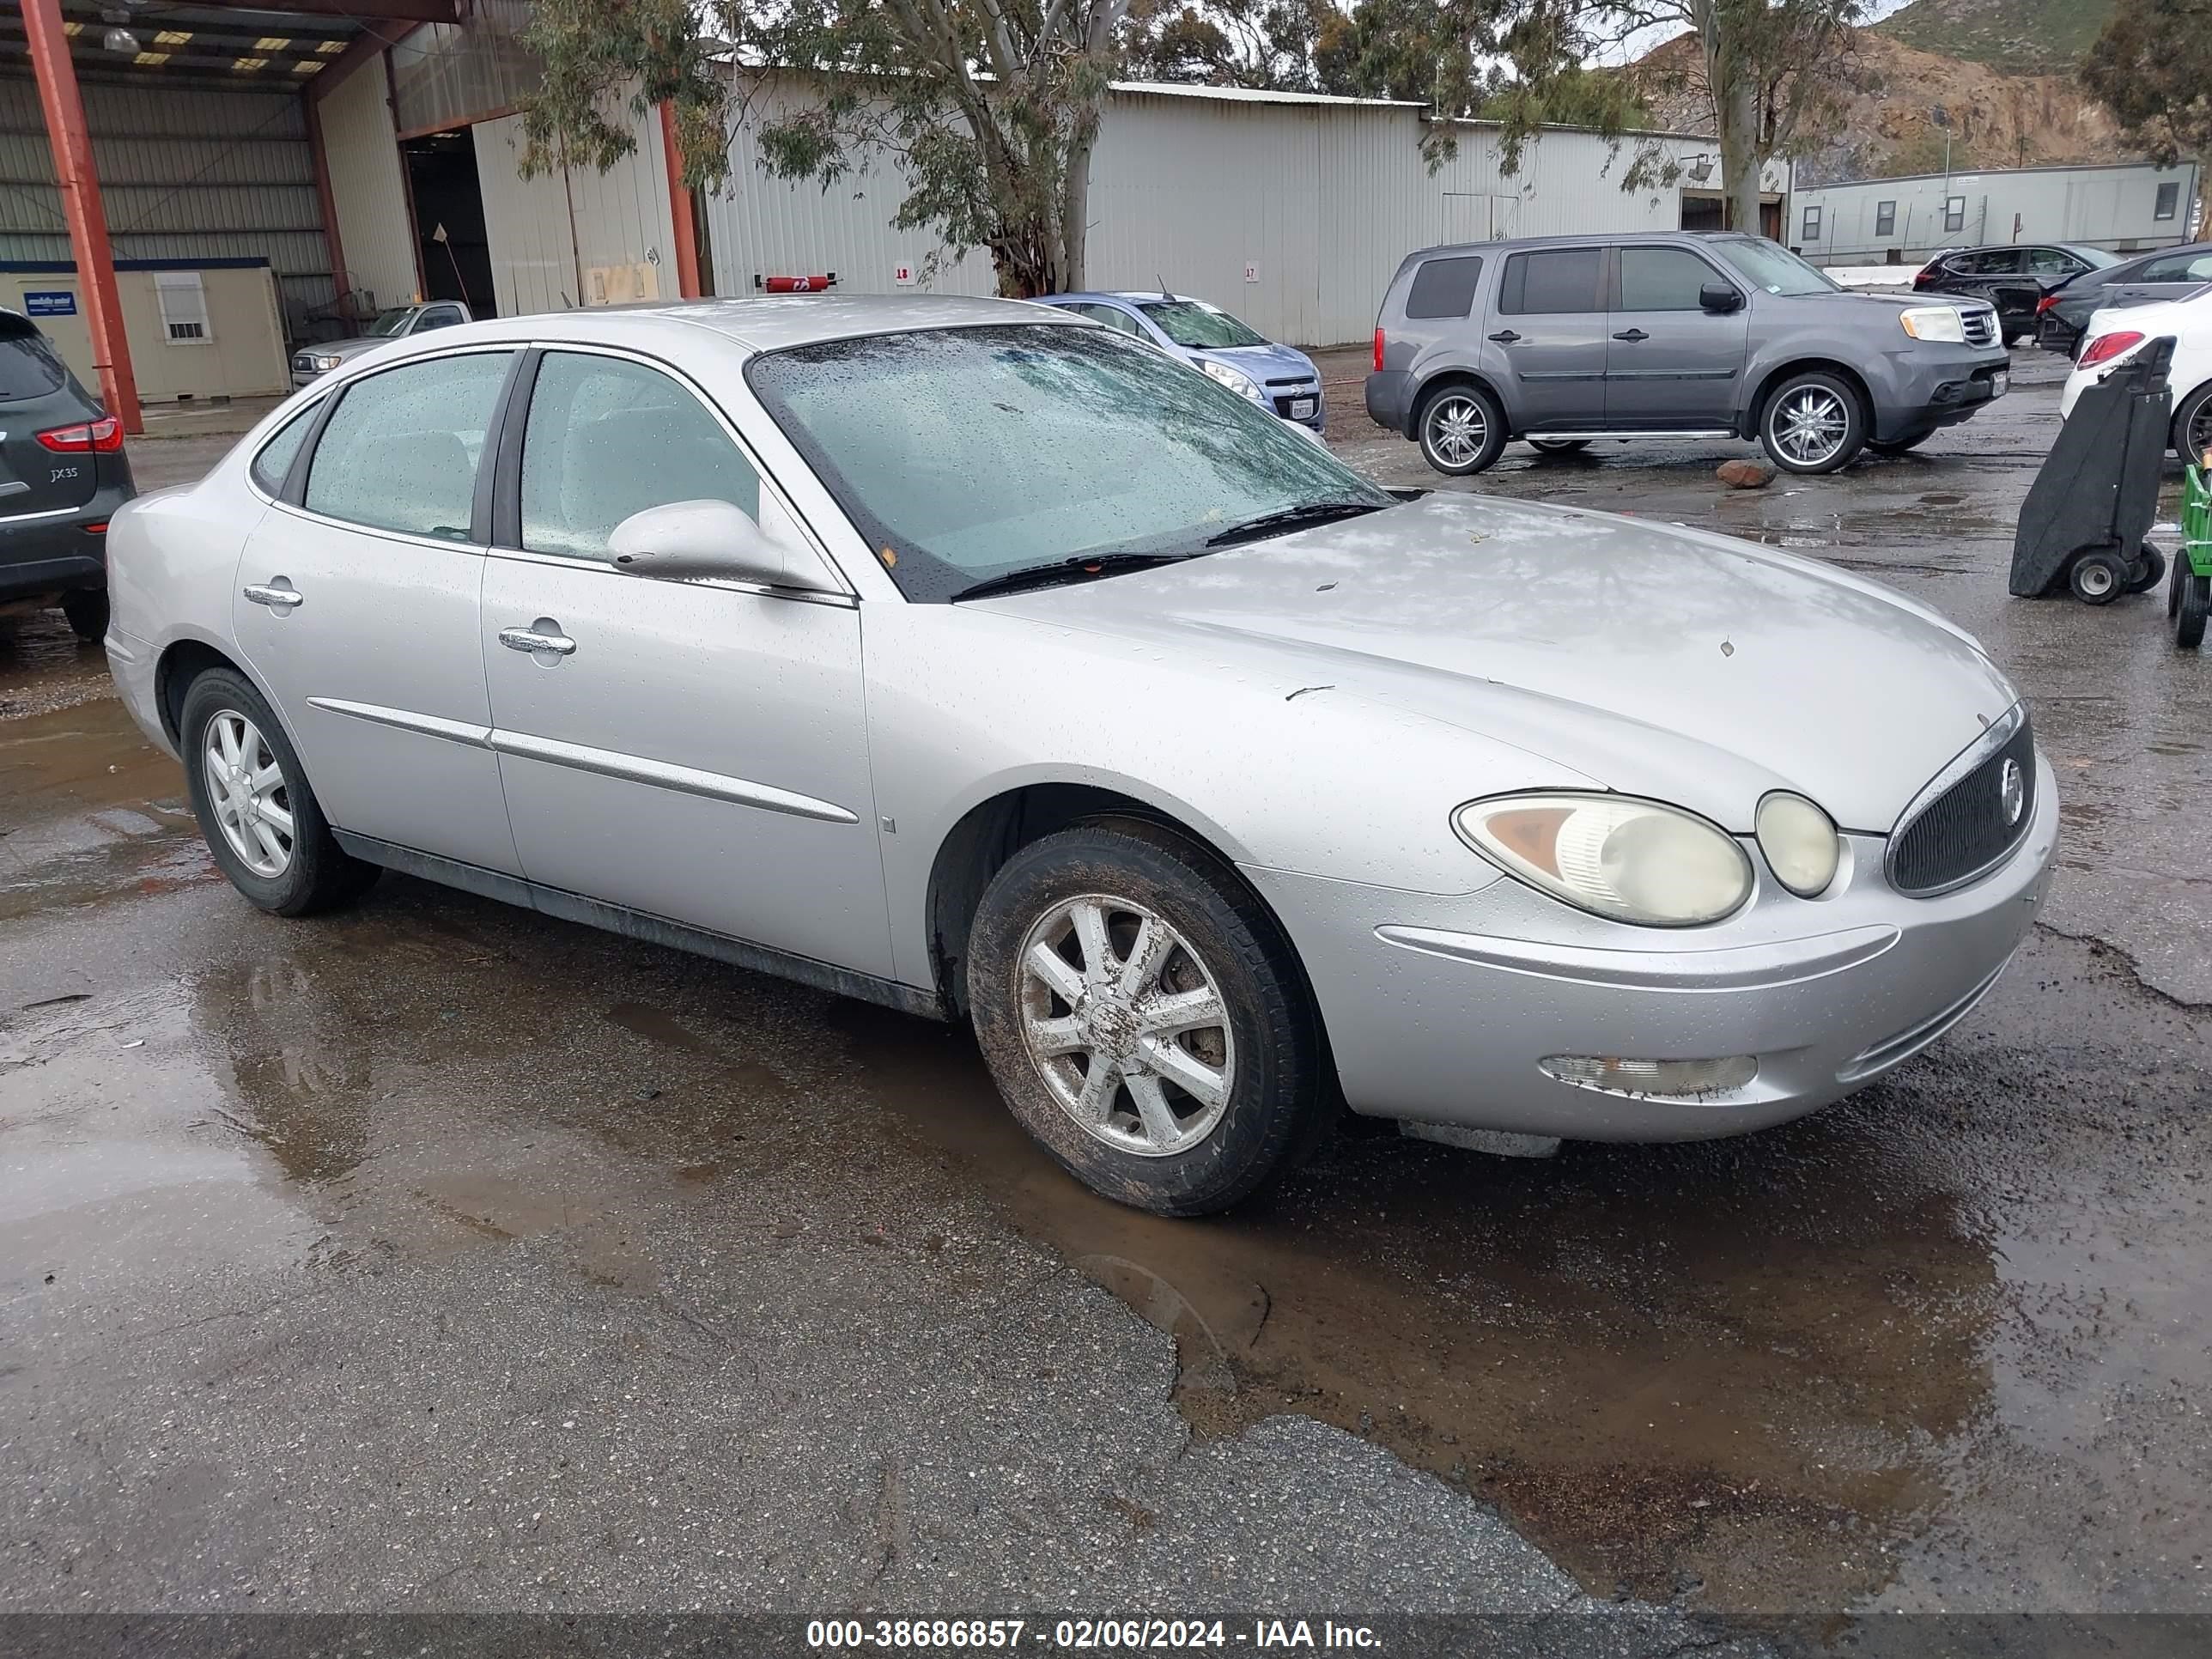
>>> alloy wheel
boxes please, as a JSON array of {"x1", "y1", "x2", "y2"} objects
[
  {"x1": 1425, "y1": 395, "x2": 1489, "y2": 468},
  {"x1": 1016, "y1": 894, "x2": 1236, "y2": 1158},
  {"x1": 202, "y1": 709, "x2": 295, "y2": 878},
  {"x1": 1770, "y1": 386, "x2": 1850, "y2": 468}
]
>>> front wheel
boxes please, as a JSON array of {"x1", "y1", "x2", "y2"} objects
[
  {"x1": 1759, "y1": 372, "x2": 1867, "y2": 474},
  {"x1": 2180, "y1": 572, "x2": 2210, "y2": 650},
  {"x1": 2069, "y1": 550, "x2": 2129, "y2": 605},
  {"x1": 179, "y1": 668, "x2": 380, "y2": 916},
  {"x1": 965, "y1": 820, "x2": 1333, "y2": 1217},
  {"x1": 1417, "y1": 384, "x2": 1506, "y2": 476}
]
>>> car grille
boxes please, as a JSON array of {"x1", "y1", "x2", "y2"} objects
[
  {"x1": 1270, "y1": 381, "x2": 1319, "y2": 418},
  {"x1": 1887, "y1": 712, "x2": 2035, "y2": 896},
  {"x1": 1960, "y1": 308, "x2": 1996, "y2": 347}
]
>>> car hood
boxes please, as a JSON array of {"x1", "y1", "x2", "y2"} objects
[
  {"x1": 1186, "y1": 341, "x2": 1318, "y2": 381},
  {"x1": 313, "y1": 335, "x2": 397, "y2": 362},
  {"x1": 977, "y1": 492, "x2": 2019, "y2": 833}
]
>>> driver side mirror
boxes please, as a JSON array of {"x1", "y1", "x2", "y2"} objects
[
  {"x1": 1699, "y1": 283, "x2": 1745, "y2": 314},
  {"x1": 609, "y1": 499, "x2": 811, "y2": 589}
]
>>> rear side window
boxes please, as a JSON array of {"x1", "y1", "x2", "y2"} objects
[
  {"x1": 250, "y1": 404, "x2": 318, "y2": 495},
  {"x1": 304, "y1": 350, "x2": 513, "y2": 541},
  {"x1": 1405, "y1": 256, "x2": 1483, "y2": 319},
  {"x1": 1618, "y1": 247, "x2": 1721, "y2": 311},
  {"x1": 1498, "y1": 249, "x2": 1601, "y2": 315},
  {"x1": 0, "y1": 328, "x2": 68, "y2": 404}
]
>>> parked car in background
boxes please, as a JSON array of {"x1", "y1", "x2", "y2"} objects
[
  {"x1": 104, "y1": 295, "x2": 2052, "y2": 1217},
  {"x1": 0, "y1": 307, "x2": 135, "y2": 642},
  {"x1": 1911, "y1": 244, "x2": 2120, "y2": 342},
  {"x1": 2061, "y1": 288, "x2": 2212, "y2": 462},
  {"x1": 1368, "y1": 233, "x2": 2008, "y2": 477},
  {"x1": 290, "y1": 300, "x2": 474, "y2": 387},
  {"x1": 1031, "y1": 290, "x2": 1326, "y2": 430},
  {"x1": 2036, "y1": 244, "x2": 2212, "y2": 356}
]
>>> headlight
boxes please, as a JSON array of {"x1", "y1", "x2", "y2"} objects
[
  {"x1": 1899, "y1": 307, "x2": 1967, "y2": 343},
  {"x1": 1200, "y1": 359, "x2": 1266, "y2": 403},
  {"x1": 1753, "y1": 792, "x2": 1839, "y2": 897},
  {"x1": 310, "y1": 354, "x2": 344, "y2": 371},
  {"x1": 1453, "y1": 793, "x2": 1753, "y2": 927}
]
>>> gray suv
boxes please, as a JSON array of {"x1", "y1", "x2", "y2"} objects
[{"x1": 1366, "y1": 233, "x2": 2010, "y2": 476}]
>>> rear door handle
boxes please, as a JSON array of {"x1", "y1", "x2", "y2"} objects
[
  {"x1": 1611, "y1": 328, "x2": 1649, "y2": 342},
  {"x1": 499, "y1": 623, "x2": 576, "y2": 657},
  {"x1": 242, "y1": 581, "x2": 301, "y2": 610},
  {"x1": 1487, "y1": 330, "x2": 1520, "y2": 343}
]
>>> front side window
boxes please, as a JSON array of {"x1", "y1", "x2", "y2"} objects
[
  {"x1": 747, "y1": 325, "x2": 1389, "y2": 604},
  {"x1": 1801, "y1": 206, "x2": 1822, "y2": 241},
  {"x1": 366, "y1": 308, "x2": 416, "y2": 337},
  {"x1": 1708, "y1": 237, "x2": 1839, "y2": 297},
  {"x1": 250, "y1": 403, "x2": 318, "y2": 495},
  {"x1": 1875, "y1": 200, "x2": 1896, "y2": 237},
  {"x1": 1974, "y1": 249, "x2": 2027, "y2": 275},
  {"x1": 2156, "y1": 182, "x2": 2180, "y2": 221},
  {"x1": 1135, "y1": 300, "x2": 1268, "y2": 349},
  {"x1": 520, "y1": 351, "x2": 760, "y2": 562},
  {"x1": 1618, "y1": 246, "x2": 1723, "y2": 311},
  {"x1": 1944, "y1": 196, "x2": 1966, "y2": 234},
  {"x1": 1404, "y1": 256, "x2": 1483, "y2": 319},
  {"x1": 1498, "y1": 248, "x2": 1602, "y2": 314},
  {"x1": 303, "y1": 350, "x2": 511, "y2": 540}
]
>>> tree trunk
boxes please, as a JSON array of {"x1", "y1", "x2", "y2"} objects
[
  {"x1": 1721, "y1": 73, "x2": 1760, "y2": 232},
  {"x1": 1059, "y1": 120, "x2": 1098, "y2": 292}
]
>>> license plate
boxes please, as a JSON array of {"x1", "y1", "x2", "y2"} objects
[
  {"x1": 1990, "y1": 372, "x2": 2008, "y2": 397},
  {"x1": 1290, "y1": 397, "x2": 1316, "y2": 419}
]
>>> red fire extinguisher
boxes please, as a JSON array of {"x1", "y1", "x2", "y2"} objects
[{"x1": 757, "y1": 273, "x2": 837, "y2": 294}]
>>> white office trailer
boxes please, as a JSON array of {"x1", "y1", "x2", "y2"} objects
[{"x1": 1792, "y1": 161, "x2": 2201, "y2": 268}]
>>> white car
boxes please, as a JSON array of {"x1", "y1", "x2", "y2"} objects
[{"x1": 2061, "y1": 285, "x2": 2212, "y2": 461}]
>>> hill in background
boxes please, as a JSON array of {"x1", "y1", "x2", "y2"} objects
[{"x1": 1872, "y1": 0, "x2": 2116, "y2": 76}]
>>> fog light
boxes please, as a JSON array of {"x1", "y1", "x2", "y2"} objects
[{"x1": 1540, "y1": 1054, "x2": 1758, "y2": 1098}]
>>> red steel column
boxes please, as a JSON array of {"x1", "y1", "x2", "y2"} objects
[
  {"x1": 21, "y1": 0, "x2": 140, "y2": 433},
  {"x1": 658, "y1": 101, "x2": 704, "y2": 300}
]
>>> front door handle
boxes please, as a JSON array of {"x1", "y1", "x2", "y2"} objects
[
  {"x1": 243, "y1": 581, "x2": 301, "y2": 611},
  {"x1": 1611, "y1": 328, "x2": 1650, "y2": 342},
  {"x1": 499, "y1": 623, "x2": 577, "y2": 658},
  {"x1": 1487, "y1": 329, "x2": 1521, "y2": 343}
]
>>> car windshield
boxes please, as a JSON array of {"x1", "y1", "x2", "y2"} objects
[
  {"x1": 366, "y1": 308, "x2": 416, "y2": 337},
  {"x1": 1135, "y1": 300, "x2": 1270, "y2": 349},
  {"x1": 1708, "y1": 238, "x2": 1841, "y2": 296},
  {"x1": 748, "y1": 325, "x2": 1390, "y2": 603}
]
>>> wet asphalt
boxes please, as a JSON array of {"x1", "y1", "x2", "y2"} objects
[{"x1": 2, "y1": 349, "x2": 2208, "y2": 1644}]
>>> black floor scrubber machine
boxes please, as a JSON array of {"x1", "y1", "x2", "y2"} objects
[{"x1": 2009, "y1": 336, "x2": 2174, "y2": 605}]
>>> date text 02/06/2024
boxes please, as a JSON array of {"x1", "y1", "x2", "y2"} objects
[{"x1": 805, "y1": 1619, "x2": 1382, "y2": 1650}]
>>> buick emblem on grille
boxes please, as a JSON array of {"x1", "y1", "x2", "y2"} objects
[{"x1": 1998, "y1": 757, "x2": 2025, "y2": 826}]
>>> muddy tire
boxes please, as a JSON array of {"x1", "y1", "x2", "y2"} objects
[
  {"x1": 59, "y1": 587, "x2": 108, "y2": 642},
  {"x1": 1416, "y1": 383, "x2": 1506, "y2": 477},
  {"x1": 966, "y1": 818, "x2": 1333, "y2": 1217},
  {"x1": 179, "y1": 667, "x2": 379, "y2": 917}
]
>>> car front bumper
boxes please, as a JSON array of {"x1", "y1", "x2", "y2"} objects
[
  {"x1": 1869, "y1": 342, "x2": 2014, "y2": 441},
  {"x1": 1243, "y1": 753, "x2": 2056, "y2": 1143}
]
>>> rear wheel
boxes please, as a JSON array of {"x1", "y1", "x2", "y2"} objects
[
  {"x1": 966, "y1": 819, "x2": 1333, "y2": 1216},
  {"x1": 1417, "y1": 384, "x2": 1506, "y2": 476},
  {"x1": 1759, "y1": 372, "x2": 1866, "y2": 474},
  {"x1": 179, "y1": 668, "x2": 379, "y2": 917},
  {"x1": 2125, "y1": 544, "x2": 2166, "y2": 595},
  {"x1": 2173, "y1": 548, "x2": 2191, "y2": 620},
  {"x1": 2069, "y1": 550, "x2": 2129, "y2": 605},
  {"x1": 2172, "y1": 383, "x2": 2212, "y2": 466},
  {"x1": 2180, "y1": 572, "x2": 2210, "y2": 651},
  {"x1": 58, "y1": 587, "x2": 107, "y2": 642},
  {"x1": 1527, "y1": 437, "x2": 1590, "y2": 456},
  {"x1": 1865, "y1": 431, "x2": 1934, "y2": 456}
]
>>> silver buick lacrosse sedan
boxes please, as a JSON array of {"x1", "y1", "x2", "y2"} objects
[{"x1": 102, "y1": 295, "x2": 2053, "y2": 1215}]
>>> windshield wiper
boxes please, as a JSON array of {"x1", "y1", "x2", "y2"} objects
[
  {"x1": 1204, "y1": 499, "x2": 1388, "y2": 548},
  {"x1": 950, "y1": 551, "x2": 1197, "y2": 604}
]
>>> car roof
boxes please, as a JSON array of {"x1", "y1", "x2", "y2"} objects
[
  {"x1": 425, "y1": 293, "x2": 1078, "y2": 355},
  {"x1": 1403, "y1": 230, "x2": 1767, "y2": 258}
]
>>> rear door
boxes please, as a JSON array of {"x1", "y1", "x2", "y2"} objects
[
  {"x1": 1488, "y1": 246, "x2": 1607, "y2": 432},
  {"x1": 0, "y1": 319, "x2": 104, "y2": 519},
  {"x1": 1603, "y1": 244, "x2": 1747, "y2": 430}
]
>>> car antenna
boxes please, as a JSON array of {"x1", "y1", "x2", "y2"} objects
[{"x1": 1158, "y1": 273, "x2": 1176, "y2": 301}]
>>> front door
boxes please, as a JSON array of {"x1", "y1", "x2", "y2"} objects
[
  {"x1": 1485, "y1": 246, "x2": 1607, "y2": 432},
  {"x1": 232, "y1": 347, "x2": 520, "y2": 875},
  {"x1": 2109, "y1": 247, "x2": 2212, "y2": 310},
  {"x1": 1604, "y1": 245, "x2": 1748, "y2": 430},
  {"x1": 480, "y1": 348, "x2": 892, "y2": 976}
]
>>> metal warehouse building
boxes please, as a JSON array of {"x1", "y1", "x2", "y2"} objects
[
  {"x1": 1791, "y1": 160, "x2": 2201, "y2": 268},
  {"x1": 2, "y1": 0, "x2": 1782, "y2": 432}
]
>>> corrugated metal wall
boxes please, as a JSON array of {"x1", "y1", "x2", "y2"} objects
[
  {"x1": 1796, "y1": 162, "x2": 2202, "y2": 264},
  {"x1": 472, "y1": 99, "x2": 678, "y2": 316},
  {"x1": 391, "y1": 0, "x2": 540, "y2": 136},
  {"x1": 705, "y1": 82, "x2": 1721, "y2": 343},
  {"x1": 0, "y1": 77, "x2": 333, "y2": 334},
  {"x1": 319, "y1": 62, "x2": 418, "y2": 316}
]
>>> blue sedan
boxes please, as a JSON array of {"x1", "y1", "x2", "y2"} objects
[{"x1": 1032, "y1": 289, "x2": 1327, "y2": 431}]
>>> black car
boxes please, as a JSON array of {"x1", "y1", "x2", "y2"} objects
[
  {"x1": 2035, "y1": 243, "x2": 2212, "y2": 357},
  {"x1": 0, "y1": 309, "x2": 134, "y2": 641},
  {"x1": 1911, "y1": 243, "x2": 2123, "y2": 342}
]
